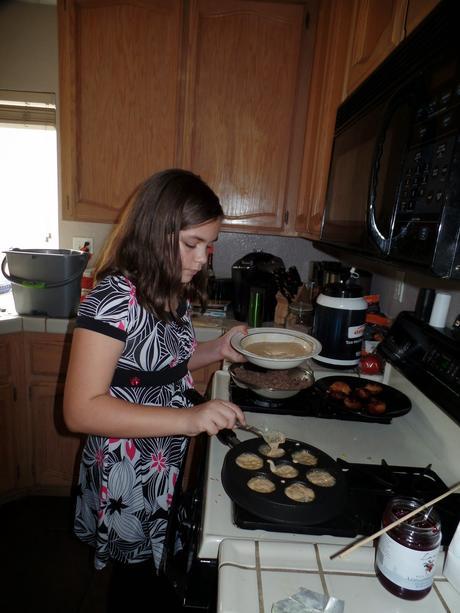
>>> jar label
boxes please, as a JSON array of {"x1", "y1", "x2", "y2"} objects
[{"x1": 376, "y1": 532, "x2": 440, "y2": 591}]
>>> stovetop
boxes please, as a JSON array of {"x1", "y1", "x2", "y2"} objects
[
  {"x1": 229, "y1": 379, "x2": 394, "y2": 424},
  {"x1": 233, "y1": 460, "x2": 460, "y2": 546}
]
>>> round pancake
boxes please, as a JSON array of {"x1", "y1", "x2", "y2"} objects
[
  {"x1": 247, "y1": 476, "x2": 276, "y2": 494},
  {"x1": 291, "y1": 449, "x2": 318, "y2": 466},
  {"x1": 284, "y1": 483, "x2": 316, "y2": 502},
  {"x1": 306, "y1": 469, "x2": 336, "y2": 487},
  {"x1": 259, "y1": 443, "x2": 285, "y2": 458},
  {"x1": 270, "y1": 463, "x2": 298, "y2": 478},
  {"x1": 235, "y1": 452, "x2": 264, "y2": 470}
]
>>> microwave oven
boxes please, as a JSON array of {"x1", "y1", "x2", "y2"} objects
[{"x1": 320, "y1": 0, "x2": 460, "y2": 280}]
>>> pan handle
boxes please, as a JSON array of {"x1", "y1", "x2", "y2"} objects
[{"x1": 217, "y1": 428, "x2": 241, "y2": 448}]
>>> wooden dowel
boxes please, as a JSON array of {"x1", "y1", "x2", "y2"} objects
[{"x1": 330, "y1": 482, "x2": 460, "y2": 561}]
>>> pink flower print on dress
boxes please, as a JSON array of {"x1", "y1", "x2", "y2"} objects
[
  {"x1": 185, "y1": 373, "x2": 194, "y2": 387},
  {"x1": 125, "y1": 440, "x2": 137, "y2": 461},
  {"x1": 117, "y1": 321, "x2": 126, "y2": 331},
  {"x1": 95, "y1": 448, "x2": 105, "y2": 467},
  {"x1": 170, "y1": 356, "x2": 178, "y2": 368},
  {"x1": 151, "y1": 451, "x2": 166, "y2": 472},
  {"x1": 98, "y1": 485, "x2": 108, "y2": 519},
  {"x1": 191, "y1": 338, "x2": 198, "y2": 352},
  {"x1": 126, "y1": 279, "x2": 137, "y2": 306}
]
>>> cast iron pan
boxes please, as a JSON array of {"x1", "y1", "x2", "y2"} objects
[
  {"x1": 218, "y1": 428, "x2": 347, "y2": 526},
  {"x1": 312, "y1": 376, "x2": 412, "y2": 421}
]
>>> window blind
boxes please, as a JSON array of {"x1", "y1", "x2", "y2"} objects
[{"x1": 0, "y1": 90, "x2": 56, "y2": 126}]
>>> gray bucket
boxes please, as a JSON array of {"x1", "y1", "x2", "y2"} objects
[{"x1": 1, "y1": 248, "x2": 90, "y2": 318}]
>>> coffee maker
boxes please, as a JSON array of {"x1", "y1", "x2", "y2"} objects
[{"x1": 231, "y1": 251, "x2": 285, "y2": 322}]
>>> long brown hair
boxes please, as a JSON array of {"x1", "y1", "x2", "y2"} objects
[{"x1": 94, "y1": 169, "x2": 223, "y2": 320}]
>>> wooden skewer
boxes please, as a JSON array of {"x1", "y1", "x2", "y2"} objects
[{"x1": 330, "y1": 482, "x2": 460, "y2": 560}]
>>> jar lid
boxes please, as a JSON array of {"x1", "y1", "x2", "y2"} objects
[{"x1": 322, "y1": 282, "x2": 363, "y2": 298}]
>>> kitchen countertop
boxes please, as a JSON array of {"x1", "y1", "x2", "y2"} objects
[
  {"x1": 0, "y1": 293, "x2": 230, "y2": 338},
  {"x1": 217, "y1": 538, "x2": 460, "y2": 613}
]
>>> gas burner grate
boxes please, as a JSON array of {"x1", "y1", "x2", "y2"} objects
[
  {"x1": 229, "y1": 380, "x2": 392, "y2": 422},
  {"x1": 232, "y1": 461, "x2": 460, "y2": 546}
]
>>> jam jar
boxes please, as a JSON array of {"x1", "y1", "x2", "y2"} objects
[{"x1": 375, "y1": 497, "x2": 442, "y2": 600}]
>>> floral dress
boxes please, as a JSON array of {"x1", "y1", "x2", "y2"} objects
[{"x1": 73, "y1": 274, "x2": 196, "y2": 570}]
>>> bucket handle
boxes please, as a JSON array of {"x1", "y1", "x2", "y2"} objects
[{"x1": 1, "y1": 253, "x2": 89, "y2": 289}]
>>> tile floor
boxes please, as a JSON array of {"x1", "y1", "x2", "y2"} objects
[{"x1": 0, "y1": 495, "x2": 186, "y2": 612}]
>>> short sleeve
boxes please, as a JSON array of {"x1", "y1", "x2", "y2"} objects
[{"x1": 75, "y1": 275, "x2": 133, "y2": 341}]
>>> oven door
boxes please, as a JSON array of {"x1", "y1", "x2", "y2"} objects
[{"x1": 162, "y1": 433, "x2": 218, "y2": 611}]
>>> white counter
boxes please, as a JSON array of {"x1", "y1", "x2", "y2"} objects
[{"x1": 217, "y1": 538, "x2": 460, "y2": 613}]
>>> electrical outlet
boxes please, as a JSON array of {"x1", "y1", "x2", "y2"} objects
[{"x1": 72, "y1": 237, "x2": 94, "y2": 253}]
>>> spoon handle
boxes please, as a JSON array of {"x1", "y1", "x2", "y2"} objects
[{"x1": 236, "y1": 423, "x2": 265, "y2": 438}]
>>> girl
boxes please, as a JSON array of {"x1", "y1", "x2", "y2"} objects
[{"x1": 63, "y1": 169, "x2": 246, "y2": 607}]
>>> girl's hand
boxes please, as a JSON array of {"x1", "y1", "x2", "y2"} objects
[
  {"x1": 185, "y1": 399, "x2": 246, "y2": 436},
  {"x1": 218, "y1": 325, "x2": 248, "y2": 363}
]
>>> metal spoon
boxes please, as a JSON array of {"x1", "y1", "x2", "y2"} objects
[{"x1": 236, "y1": 423, "x2": 286, "y2": 447}]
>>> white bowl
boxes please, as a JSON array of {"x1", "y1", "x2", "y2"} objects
[{"x1": 230, "y1": 327, "x2": 322, "y2": 370}]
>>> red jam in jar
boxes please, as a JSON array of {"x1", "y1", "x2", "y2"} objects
[{"x1": 375, "y1": 496, "x2": 441, "y2": 600}]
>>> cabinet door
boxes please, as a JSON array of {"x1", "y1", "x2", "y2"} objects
[
  {"x1": 182, "y1": 0, "x2": 306, "y2": 232},
  {"x1": 405, "y1": 0, "x2": 440, "y2": 36},
  {"x1": 343, "y1": 0, "x2": 407, "y2": 98},
  {"x1": 29, "y1": 382, "x2": 82, "y2": 490},
  {"x1": 59, "y1": 0, "x2": 183, "y2": 222},
  {"x1": 191, "y1": 361, "x2": 221, "y2": 396},
  {"x1": 295, "y1": 0, "x2": 354, "y2": 239},
  {"x1": 0, "y1": 384, "x2": 17, "y2": 494}
]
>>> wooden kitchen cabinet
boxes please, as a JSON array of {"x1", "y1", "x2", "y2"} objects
[
  {"x1": 343, "y1": 0, "x2": 440, "y2": 99},
  {"x1": 295, "y1": 0, "x2": 440, "y2": 240},
  {"x1": 404, "y1": 0, "x2": 440, "y2": 36},
  {"x1": 59, "y1": 0, "x2": 184, "y2": 222},
  {"x1": 0, "y1": 334, "x2": 26, "y2": 496},
  {"x1": 58, "y1": 0, "x2": 317, "y2": 234},
  {"x1": 182, "y1": 0, "x2": 315, "y2": 233},
  {"x1": 29, "y1": 381, "x2": 81, "y2": 489},
  {"x1": 23, "y1": 332, "x2": 82, "y2": 494},
  {"x1": 191, "y1": 361, "x2": 221, "y2": 396},
  {"x1": 295, "y1": 0, "x2": 354, "y2": 239}
]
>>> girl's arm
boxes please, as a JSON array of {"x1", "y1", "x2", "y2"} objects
[
  {"x1": 63, "y1": 328, "x2": 245, "y2": 438},
  {"x1": 188, "y1": 325, "x2": 248, "y2": 371}
]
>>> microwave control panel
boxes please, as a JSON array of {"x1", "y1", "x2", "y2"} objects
[{"x1": 397, "y1": 78, "x2": 460, "y2": 219}]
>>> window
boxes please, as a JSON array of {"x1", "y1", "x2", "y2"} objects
[{"x1": 0, "y1": 90, "x2": 59, "y2": 283}]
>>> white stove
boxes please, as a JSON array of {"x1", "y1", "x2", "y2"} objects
[
  {"x1": 199, "y1": 361, "x2": 460, "y2": 562},
  {"x1": 193, "y1": 312, "x2": 460, "y2": 612}
]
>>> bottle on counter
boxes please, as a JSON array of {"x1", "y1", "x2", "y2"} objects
[
  {"x1": 312, "y1": 280, "x2": 367, "y2": 368},
  {"x1": 375, "y1": 496, "x2": 442, "y2": 600},
  {"x1": 248, "y1": 286, "x2": 265, "y2": 327}
]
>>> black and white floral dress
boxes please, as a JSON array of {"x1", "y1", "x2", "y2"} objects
[{"x1": 73, "y1": 274, "x2": 197, "y2": 570}]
